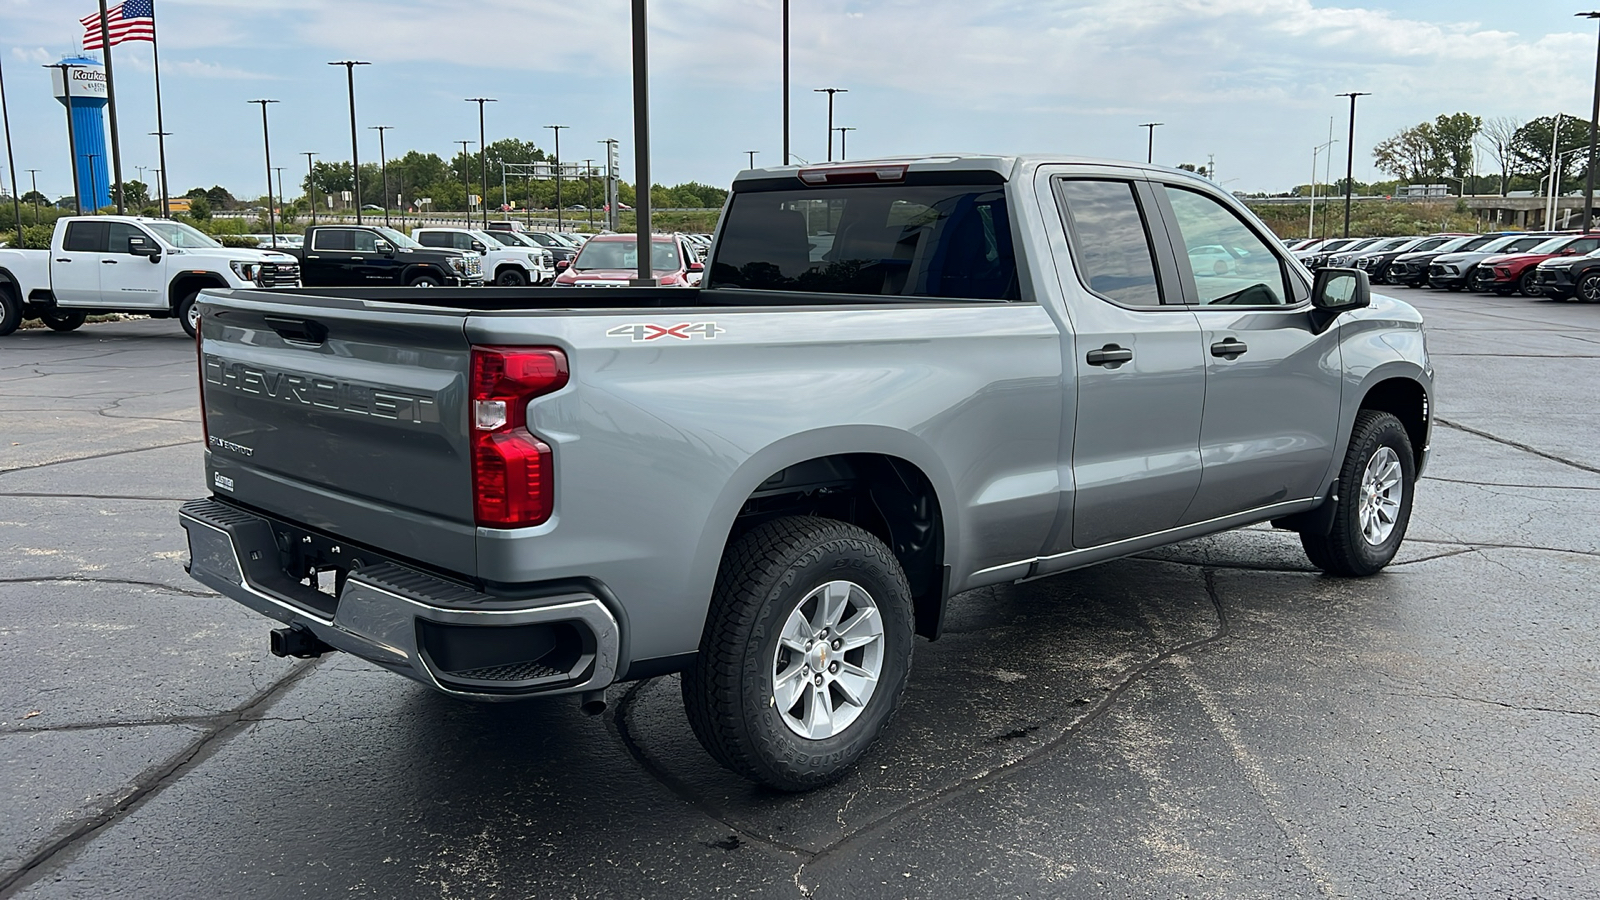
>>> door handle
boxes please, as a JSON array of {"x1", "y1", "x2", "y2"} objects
[
  {"x1": 55, "y1": 258, "x2": 71, "y2": 263},
  {"x1": 1086, "y1": 344, "x2": 1134, "y2": 368},
  {"x1": 102, "y1": 259, "x2": 119, "y2": 264},
  {"x1": 1210, "y1": 338, "x2": 1249, "y2": 359},
  {"x1": 264, "y1": 315, "x2": 328, "y2": 345}
]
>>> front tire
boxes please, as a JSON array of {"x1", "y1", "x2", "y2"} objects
[
  {"x1": 176, "y1": 290, "x2": 201, "y2": 338},
  {"x1": 41, "y1": 309, "x2": 87, "y2": 332},
  {"x1": 1577, "y1": 272, "x2": 1600, "y2": 304},
  {"x1": 408, "y1": 275, "x2": 441, "y2": 287},
  {"x1": 1302, "y1": 410, "x2": 1416, "y2": 576},
  {"x1": 1519, "y1": 270, "x2": 1541, "y2": 297},
  {"x1": 494, "y1": 267, "x2": 529, "y2": 286},
  {"x1": 682, "y1": 516, "x2": 914, "y2": 791}
]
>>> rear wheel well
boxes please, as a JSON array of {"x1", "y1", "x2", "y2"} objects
[
  {"x1": 731, "y1": 454, "x2": 947, "y2": 640},
  {"x1": 168, "y1": 273, "x2": 227, "y2": 312},
  {"x1": 1359, "y1": 378, "x2": 1428, "y2": 470}
]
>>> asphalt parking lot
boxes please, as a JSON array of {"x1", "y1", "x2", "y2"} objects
[{"x1": 1, "y1": 285, "x2": 1597, "y2": 899}]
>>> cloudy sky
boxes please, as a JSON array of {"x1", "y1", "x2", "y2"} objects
[{"x1": 0, "y1": 0, "x2": 1594, "y2": 200}]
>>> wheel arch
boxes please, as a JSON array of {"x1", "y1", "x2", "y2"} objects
[
  {"x1": 1358, "y1": 375, "x2": 1429, "y2": 475},
  {"x1": 402, "y1": 262, "x2": 446, "y2": 284},
  {"x1": 696, "y1": 427, "x2": 959, "y2": 644},
  {"x1": 168, "y1": 271, "x2": 228, "y2": 311}
]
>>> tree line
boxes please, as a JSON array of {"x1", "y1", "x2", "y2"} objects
[{"x1": 1372, "y1": 112, "x2": 1598, "y2": 196}]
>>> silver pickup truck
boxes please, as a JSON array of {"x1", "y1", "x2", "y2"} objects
[{"x1": 180, "y1": 155, "x2": 1432, "y2": 790}]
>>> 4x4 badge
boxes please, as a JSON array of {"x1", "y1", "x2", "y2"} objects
[{"x1": 606, "y1": 322, "x2": 724, "y2": 342}]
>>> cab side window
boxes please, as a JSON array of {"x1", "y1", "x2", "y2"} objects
[
  {"x1": 452, "y1": 233, "x2": 475, "y2": 252},
  {"x1": 350, "y1": 230, "x2": 379, "y2": 253},
  {"x1": 106, "y1": 222, "x2": 150, "y2": 255},
  {"x1": 1570, "y1": 237, "x2": 1600, "y2": 255},
  {"x1": 417, "y1": 232, "x2": 451, "y2": 248},
  {"x1": 1162, "y1": 186, "x2": 1290, "y2": 307},
  {"x1": 1056, "y1": 179, "x2": 1165, "y2": 307},
  {"x1": 63, "y1": 221, "x2": 108, "y2": 253}
]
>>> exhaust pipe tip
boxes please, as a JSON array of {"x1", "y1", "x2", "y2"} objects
[
  {"x1": 578, "y1": 689, "x2": 607, "y2": 716},
  {"x1": 269, "y1": 625, "x2": 330, "y2": 659}
]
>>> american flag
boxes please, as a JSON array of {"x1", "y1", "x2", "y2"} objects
[{"x1": 81, "y1": 0, "x2": 156, "y2": 50}]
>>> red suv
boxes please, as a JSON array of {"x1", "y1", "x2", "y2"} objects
[
  {"x1": 1471, "y1": 233, "x2": 1600, "y2": 296},
  {"x1": 552, "y1": 233, "x2": 703, "y2": 287}
]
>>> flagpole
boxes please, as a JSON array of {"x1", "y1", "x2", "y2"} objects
[
  {"x1": 96, "y1": 0, "x2": 126, "y2": 214},
  {"x1": 151, "y1": 2, "x2": 169, "y2": 217},
  {"x1": 0, "y1": 53, "x2": 23, "y2": 245}
]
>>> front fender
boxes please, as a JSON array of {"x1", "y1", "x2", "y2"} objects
[{"x1": 1324, "y1": 293, "x2": 1433, "y2": 485}]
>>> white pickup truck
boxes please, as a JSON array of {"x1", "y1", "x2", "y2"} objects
[
  {"x1": 411, "y1": 226, "x2": 556, "y2": 286},
  {"x1": 0, "y1": 216, "x2": 300, "y2": 337}
]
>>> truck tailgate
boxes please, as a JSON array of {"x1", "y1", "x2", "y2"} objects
[{"x1": 197, "y1": 290, "x2": 477, "y2": 576}]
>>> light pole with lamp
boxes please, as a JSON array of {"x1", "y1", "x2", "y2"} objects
[
  {"x1": 1309, "y1": 137, "x2": 1339, "y2": 240},
  {"x1": 1140, "y1": 122, "x2": 1162, "y2": 164},
  {"x1": 814, "y1": 88, "x2": 847, "y2": 161},
  {"x1": 301, "y1": 152, "x2": 317, "y2": 225},
  {"x1": 466, "y1": 99, "x2": 495, "y2": 229},
  {"x1": 328, "y1": 61, "x2": 370, "y2": 224},
  {"x1": 834, "y1": 126, "x2": 855, "y2": 160},
  {"x1": 456, "y1": 140, "x2": 474, "y2": 223},
  {"x1": 546, "y1": 124, "x2": 568, "y2": 231},
  {"x1": 1336, "y1": 91, "x2": 1370, "y2": 238},
  {"x1": 248, "y1": 99, "x2": 279, "y2": 247},
  {"x1": 368, "y1": 126, "x2": 393, "y2": 227}
]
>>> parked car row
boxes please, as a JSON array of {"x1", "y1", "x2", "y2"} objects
[{"x1": 1283, "y1": 230, "x2": 1600, "y2": 300}]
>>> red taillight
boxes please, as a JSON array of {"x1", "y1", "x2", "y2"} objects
[{"x1": 470, "y1": 346, "x2": 569, "y2": 528}]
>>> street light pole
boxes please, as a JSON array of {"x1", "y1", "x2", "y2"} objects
[
  {"x1": 148, "y1": 130, "x2": 171, "y2": 214},
  {"x1": 746, "y1": 150, "x2": 758, "y2": 169},
  {"x1": 814, "y1": 88, "x2": 847, "y2": 161},
  {"x1": 368, "y1": 126, "x2": 392, "y2": 227},
  {"x1": 782, "y1": 0, "x2": 790, "y2": 165},
  {"x1": 1140, "y1": 122, "x2": 1162, "y2": 164},
  {"x1": 835, "y1": 126, "x2": 856, "y2": 160},
  {"x1": 466, "y1": 99, "x2": 496, "y2": 229},
  {"x1": 302, "y1": 151, "x2": 317, "y2": 225},
  {"x1": 629, "y1": 0, "x2": 655, "y2": 286},
  {"x1": 546, "y1": 124, "x2": 568, "y2": 232},
  {"x1": 328, "y1": 61, "x2": 370, "y2": 224},
  {"x1": 456, "y1": 140, "x2": 474, "y2": 223},
  {"x1": 273, "y1": 166, "x2": 286, "y2": 226},
  {"x1": 0, "y1": 53, "x2": 21, "y2": 245},
  {"x1": 1336, "y1": 91, "x2": 1370, "y2": 238},
  {"x1": 248, "y1": 99, "x2": 279, "y2": 248},
  {"x1": 1579, "y1": 12, "x2": 1600, "y2": 232},
  {"x1": 599, "y1": 137, "x2": 619, "y2": 232},
  {"x1": 584, "y1": 158, "x2": 595, "y2": 229},
  {"x1": 26, "y1": 170, "x2": 40, "y2": 237}
]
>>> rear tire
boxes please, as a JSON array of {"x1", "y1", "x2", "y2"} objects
[
  {"x1": 176, "y1": 290, "x2": 201, "y2": 338},
  {"x1": 0, "y1": 285, "x2": 21, "y2": 336},
  {"x1": 1301, "y1": 410, "x2": 1415, "y2": 577},
  {"x1": 682, "y1": 516, "x2": 914, "y2": 791},
  {"x1": 41, "y1": 309, "x2": 86, "y2": 332}
]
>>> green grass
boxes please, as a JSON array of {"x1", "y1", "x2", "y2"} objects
[{"x1": 1247, "y1": 200, "x2": 1482, "y2": 240}]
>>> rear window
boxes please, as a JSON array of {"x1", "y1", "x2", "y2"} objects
[
  {"x1": 574, "y1": 239, "x2": 680, "y2": 271},
  {"x1": 708, "y1": 183, "x2": 1019, "y2": 300}
]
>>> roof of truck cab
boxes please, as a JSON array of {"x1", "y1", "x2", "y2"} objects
[{"x1": 732, "y1": 153, "x2": 1220, "y2": 187}]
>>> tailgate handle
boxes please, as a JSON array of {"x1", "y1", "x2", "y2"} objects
[{"x1": 264, "y1": 316, "x2": 328, "y2": 346}]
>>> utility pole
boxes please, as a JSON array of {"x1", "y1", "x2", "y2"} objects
[
  {"x1": 328, "y1": 61, "x2": 370, "y2": 223},
  {"x1": 1140, "y1": 123, "x2": 1162, "y2": 164},
  {"x1": 302, "y1": 152, "x2": 317, "y2": 225},
  {"x1": 368, "y1": 126, "x2": 393, "y2": 227},
  {"x1": 1337, "y1": 91, "x2": 1370, "y2": 238},
  {"x1": 248, "y1": 99, "x2": 279, "y2": 248},
  {"x1": 546, "y1": 124, "x2": 568, "y2": 231},
  {"x1": 834, "y1": 126, "x2": 856, "y2": 160},
  {"x1": 466, "y1": 99, "x2": 495, "y2": 229},
  {"x1": 814, "y1": 88, "x2": 847, "y2": 161}
]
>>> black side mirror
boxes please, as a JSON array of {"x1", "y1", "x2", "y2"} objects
[
  {"x1": 1312, "y1": 267, "x2": 1371, "y2": 314},
  {"x1": 128, "y1": 237, "x2": 161, "y2": 261}
]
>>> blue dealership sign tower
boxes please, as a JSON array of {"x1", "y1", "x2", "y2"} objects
[{"x1": 50, "y1": 56, "x2": 112, "y2": 212}]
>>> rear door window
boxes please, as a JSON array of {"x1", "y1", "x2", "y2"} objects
[
  {"x1": 417, "y1": 232, "x2": 450, "y2": 248},
  {"x1": 313, "y1": 229, "x2": 356, "y2": 251},
  {"x1": 63, "y1": 221, "x2": 108, "y2": 253},
  {"x1": 1055, "y1": 179, "x2": 1166, "y2": 307},
  {"x1": 708, "y1": 182, "x2": 1019, "y2": 300}
]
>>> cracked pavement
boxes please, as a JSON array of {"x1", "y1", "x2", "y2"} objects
[{"x1": 1, "y1": 291, "x2": 1597, "y2": 898}]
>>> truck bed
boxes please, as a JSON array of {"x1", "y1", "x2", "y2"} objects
[{"x1": 228, "y1": 284, "x2": 1012, "y2": 311}]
